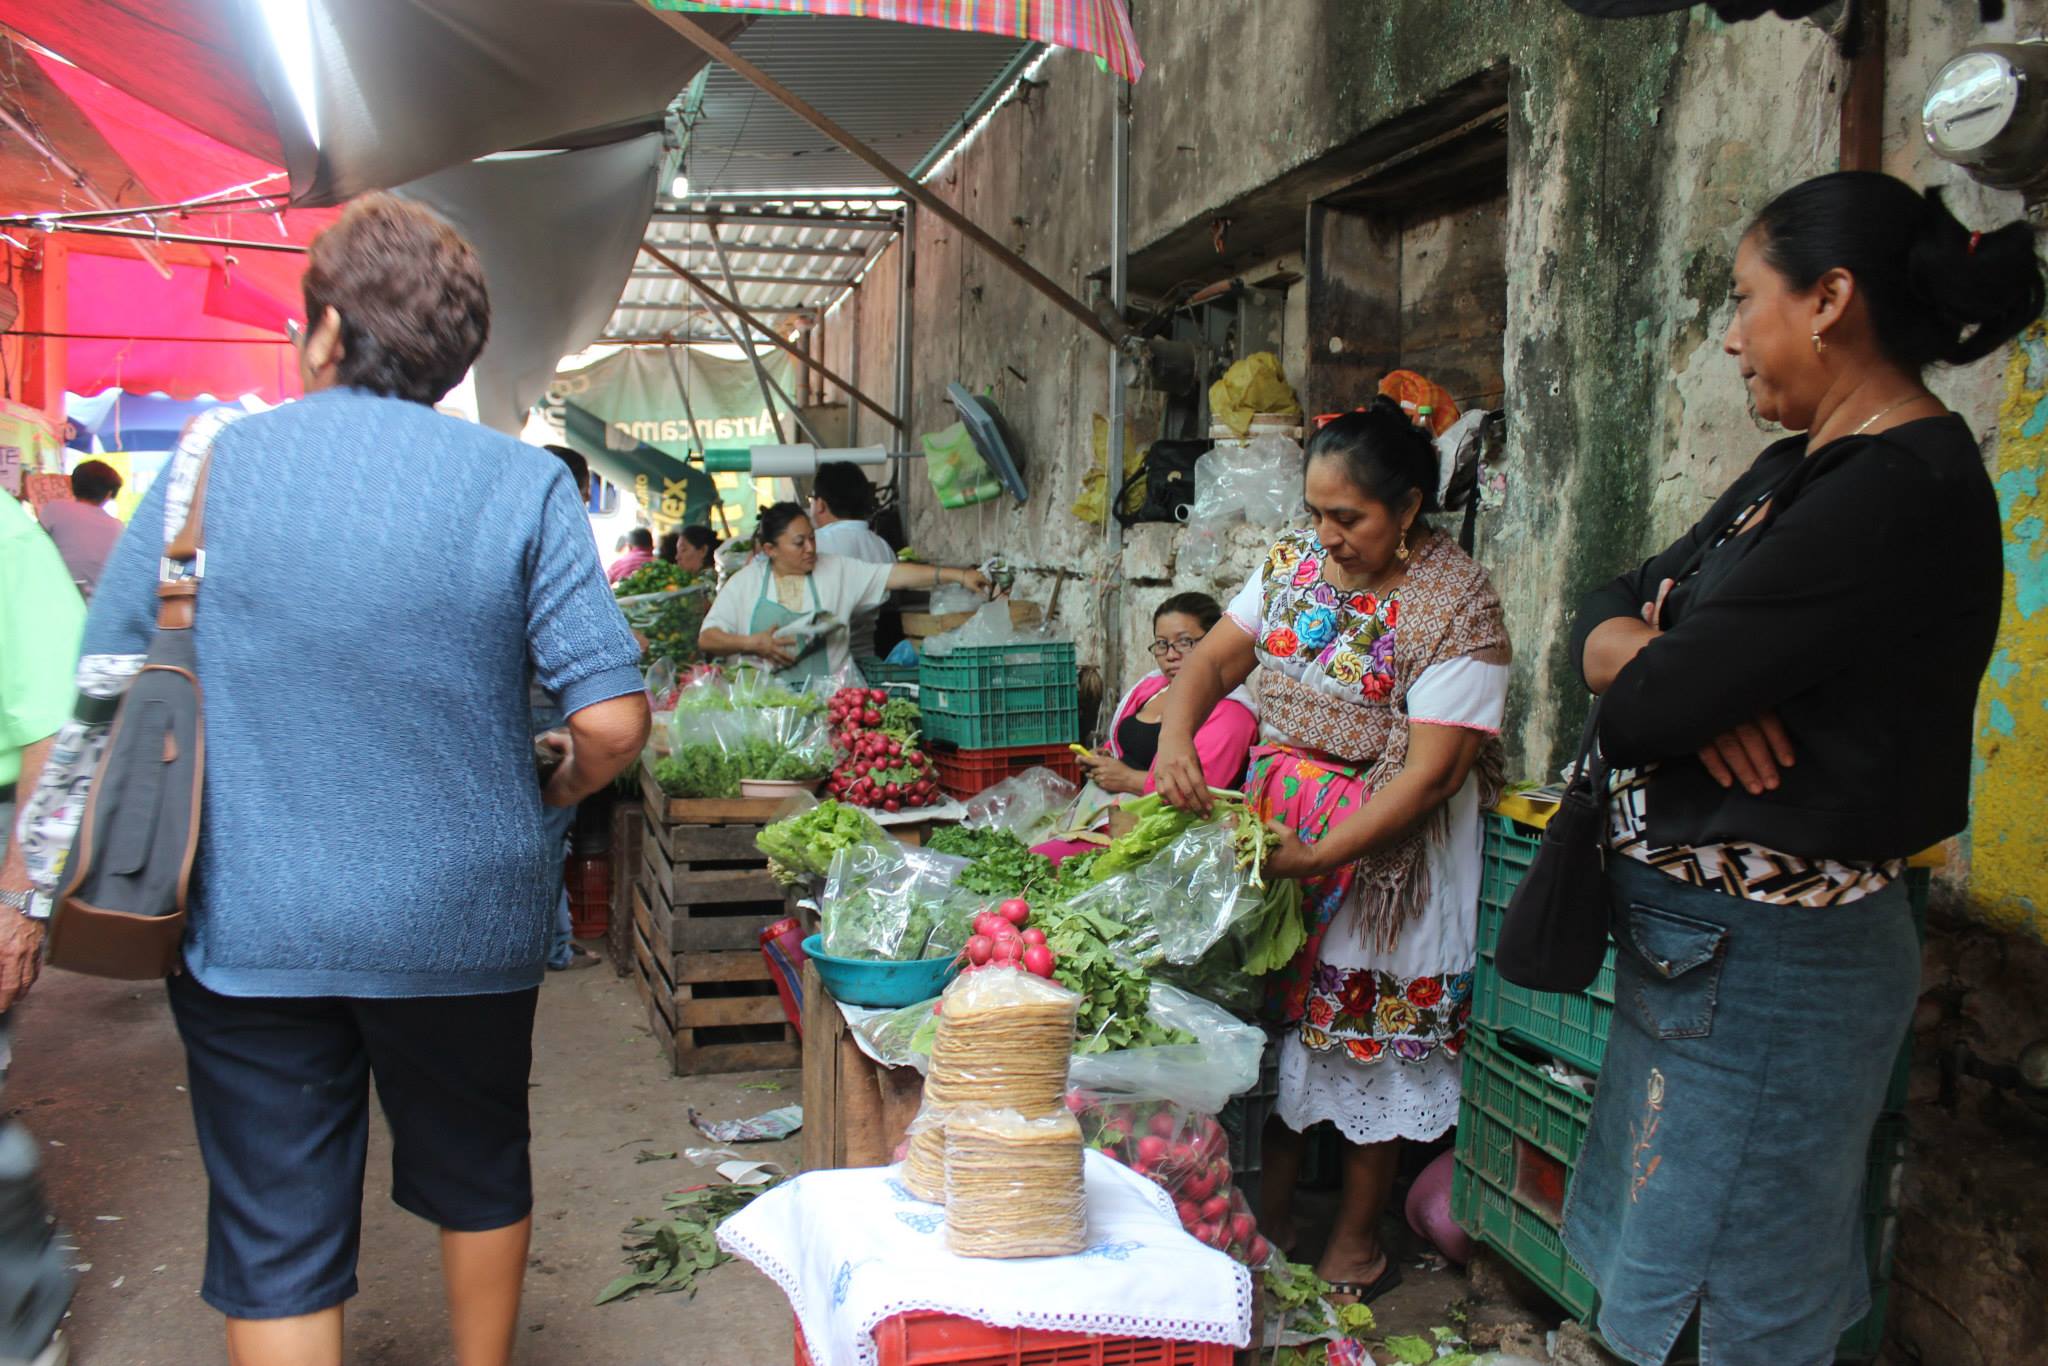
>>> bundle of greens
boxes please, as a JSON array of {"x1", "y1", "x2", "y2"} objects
[
  {"x1": 926, "y1": 826, "x2": 1054, "y2": 899},
  {"x1": 755, "y1": 801, "x2": 885, "y2": 880},
  {"x1": 653, "y1": 739, "x2": 831, "y2": 798},
  {"x1": 613, "y1": 563, "x2": 710, "y2": 667},
  {"x1": 1039, "y1": 899, "x2": 1195, "y2": 1053}
]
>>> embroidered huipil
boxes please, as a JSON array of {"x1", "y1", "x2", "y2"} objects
[{"x1": 1226, "y1": 528, "x2": 1508, "y2": 1145}]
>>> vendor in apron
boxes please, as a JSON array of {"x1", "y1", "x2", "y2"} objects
[{"x1": 699, "y1": 501, "x2": 991, "y2": 679}]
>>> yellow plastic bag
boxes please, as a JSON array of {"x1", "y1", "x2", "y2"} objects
[
  {"x1": 1208, "y1": 352, "x2": 1300, "y2": 438},
  {"x1": 1070, "y1": 413, "x2": 1145, "y2": 526}
]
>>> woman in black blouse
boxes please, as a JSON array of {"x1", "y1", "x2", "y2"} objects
[{"x1": 1563, "y1": 172, "x2": 2043, "y2": 1365}]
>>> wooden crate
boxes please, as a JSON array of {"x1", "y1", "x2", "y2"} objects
[
  {"x1": 605, "y1": 802, "x2": 642, "y2": 977},
  {"x1": 800, "y1": 961, "x2": 925, "y2": 1172},
  {"x1": 635, "y1": 776, "x2": 801, "y2": 1076}
]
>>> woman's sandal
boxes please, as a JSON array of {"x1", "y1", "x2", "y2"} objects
[{"x1": 1322, "y1": 1258, "x2": 1403, "y2": 1308}]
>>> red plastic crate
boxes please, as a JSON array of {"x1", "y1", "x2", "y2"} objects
[
  {"x1": 931, "y1": 744, "x2": 1082, "y2": 802},
  {"x1": 796, "y1": 1315, "x2": 1234, "y2": 1366},
  {"x1": 565, "y1": 853, "x2": 610, "y2": 938}
]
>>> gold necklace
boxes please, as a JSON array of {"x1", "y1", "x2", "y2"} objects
[{"x1": 1847, "y1": 397, "x2": 1924, "y2": 438}]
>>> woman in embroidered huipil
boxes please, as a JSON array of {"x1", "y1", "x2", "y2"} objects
[{"x1": 1156, "y1": 399, "x2": 1510, "y2": 1305}]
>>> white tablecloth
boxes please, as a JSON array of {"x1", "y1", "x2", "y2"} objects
[{"x1": 718, "y1": 1150, "x2": 1254, "y2": 1366}]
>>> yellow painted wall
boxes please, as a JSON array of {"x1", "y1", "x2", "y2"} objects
[{"x1": 1969, "y1": 322, "x2": 2048, "y2": 943}]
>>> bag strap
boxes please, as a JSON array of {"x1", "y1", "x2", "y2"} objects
[{"x1": 155, "y1": 412, "x2": 236, "y2": 630}]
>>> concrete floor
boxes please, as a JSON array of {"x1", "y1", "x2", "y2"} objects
[
  {"x1": 10, "y1": 958, "x2": 800, "y2": 1366},
  {"x1": 8, "y1": 957, "x2": 1492, "y2": 1365}
]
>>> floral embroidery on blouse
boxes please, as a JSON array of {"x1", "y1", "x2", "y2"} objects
[
  {"x1": 1258, "y1": 530, "x2": 1399, "y2": 705},
  {"x1": 1297, "y1": 963, "x2": 1473, "y2": 1064}
]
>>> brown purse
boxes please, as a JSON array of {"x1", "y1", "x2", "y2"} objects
[{"x1": 44, "y1": 456, "x2": 214, "y2": 979}]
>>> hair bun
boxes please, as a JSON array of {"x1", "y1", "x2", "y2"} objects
[{"x1": 1906, "y1": 188, "x2": 2047, "y2": 366}]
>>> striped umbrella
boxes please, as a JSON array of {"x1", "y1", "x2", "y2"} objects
[{"x1": 656, "y1": 0, "x2": 1143, "y2": 80}]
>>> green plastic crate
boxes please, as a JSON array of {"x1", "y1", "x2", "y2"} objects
[
  {"x1": 856, "y1": 656, "x2": 920, "y2": 687},
  {"x1": 1451, "y1": 1027, "x2": 1908, "y2": 1362},
  {"x1": 918, "y1": 641, "x2": 1079, "y2": 748}
]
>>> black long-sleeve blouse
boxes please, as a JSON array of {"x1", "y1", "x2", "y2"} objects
[{"x1": 1569, "y1": 415, "x2": 2002, "y2": 863}]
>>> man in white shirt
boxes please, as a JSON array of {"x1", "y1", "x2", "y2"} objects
[
  {"x1": 37, "y1": 460, "x2": 125, "y2": 598},
  {"x1": 808, "y1": 462, "x2": 894, "y2": 659}
]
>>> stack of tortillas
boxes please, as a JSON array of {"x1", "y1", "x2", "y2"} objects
[
  {"x1": 944, "y1": 1108, "x2": 1087, "y2": 1257},
  {"x1": 902, "y1": 967, "x2": 1080, "y2": 1217}
]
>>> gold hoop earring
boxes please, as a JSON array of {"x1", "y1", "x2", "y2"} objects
[
  {"x1": 1395, "y1": 530, "x2": 1411, "y2": 564},
  {"x1": 1812, "y1": 331, "x2": 1827, "y2": 356}
]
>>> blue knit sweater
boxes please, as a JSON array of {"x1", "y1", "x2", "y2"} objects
[{"x1": 82, "y1": 389, "x2": 644, "y2": 998}]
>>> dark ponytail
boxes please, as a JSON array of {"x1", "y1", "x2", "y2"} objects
[
  {"x1": 1750, "y1": 171, "x2": 2045, "y2": 370},
  {"x1": 755, "y1": 501, "x2": 808, "y2": 548},
  {"x1": 1303, "y1": 394, "x2": 1441, "y2": 513}
]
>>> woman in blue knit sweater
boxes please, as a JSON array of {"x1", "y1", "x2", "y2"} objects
[{"x1": 79, "y1": 195, "x2": 650, "y2": 1366}]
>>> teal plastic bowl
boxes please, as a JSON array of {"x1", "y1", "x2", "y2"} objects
[{"x1": 802, "y1": 934, "x2": 960, "y2": 1008}]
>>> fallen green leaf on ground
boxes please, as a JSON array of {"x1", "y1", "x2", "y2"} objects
[
  {"x1": 597, "y1": 1182, "x2": 779, "y2": 1305},
  {"x1": 634, "y1": 1150, "x2": 677, "y2": 1163}
]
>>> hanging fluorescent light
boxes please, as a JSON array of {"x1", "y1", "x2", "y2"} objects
[
  {"x1": 250, "y1": 0, "x2": 322, "y2": 150},
  {"x1": 671, "y1": 172, "x2": 691, "y2": 199}
]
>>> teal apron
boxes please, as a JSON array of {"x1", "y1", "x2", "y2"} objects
[{"x1": 749, "y1": 570, "x2": 831, "y2": 684}]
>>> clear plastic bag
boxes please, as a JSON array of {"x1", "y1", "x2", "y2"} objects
[
  {"x1": 1182, "y1": 435, "x2": 1303, "y2": 536},
  {"x1": 962, "y1": 767, "x2": 1080, "y2": 844},
  {"x1": 1066, "y1": 983, "x2": 1264, "y2": 1113},
  {"x1": 819, "y1": 837, "x2": 973, "y2": 961},
  {"x1": 1067, "y1": 1086, "x2": 1271, "y2": 1265},
  {"x1": 944, "y1": 1108, "x2": 1087, "y2": 1258},
  {"x1": 1057, "y1": 820, "x2": 1266, "y2": 1009}
]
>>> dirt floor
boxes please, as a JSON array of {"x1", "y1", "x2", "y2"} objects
[{"x1": 11, "y1": 955, "x2": 1510, "y2": 1365}]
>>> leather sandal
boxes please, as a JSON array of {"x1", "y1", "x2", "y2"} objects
[{"x1": 1323, "y1": 1258, "x2": 1403, "y2": 1307}]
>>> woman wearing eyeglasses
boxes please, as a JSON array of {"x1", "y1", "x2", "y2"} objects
[{"x1": 1032, "y1": 594, "x2": 1257, "y2": 866}]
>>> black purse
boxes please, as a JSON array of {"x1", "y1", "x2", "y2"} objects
[{"x1": 1493, "y1": 698, "x2": 1613, "y2": 992}]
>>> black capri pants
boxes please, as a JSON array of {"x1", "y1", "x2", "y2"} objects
[{"x1": 167, "y1": 973, "x2": 539, "y2": 1319}]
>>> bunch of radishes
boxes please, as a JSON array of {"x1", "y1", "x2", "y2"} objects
[
  {"x1": 824, "y1": 687, "x2": 942, "y2": 811},
  {"x1": 1068, "y1": 1092, "x2": 1273, "y2": 1265},
  {"x1": 961, "y1": 898, "x2": 1058, "y2": 979}
]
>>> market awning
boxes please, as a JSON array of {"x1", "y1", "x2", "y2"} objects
[
  {"x1": 541, "y1": 343, "x2": 798, "y2": 532},
  {"x1": 0, "y1": 0, "x2": 749, "y2": 207},
  {"x1": 656, "y1": 0, "x2": 1142, "y2": 82}
]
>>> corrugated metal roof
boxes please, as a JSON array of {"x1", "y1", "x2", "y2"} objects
[
  {"x1": 607, "y1": 201, "x2": 898, "y2": 343},
  {"x1": 688, "y1": 16, "x2": 1031, "y2": 195},
  {"x1": 602, "y1": 15, "x2": 1031, "y2": 345}
]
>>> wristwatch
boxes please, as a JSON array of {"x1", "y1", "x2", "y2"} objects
[{"x1": 0, "y1": 891, "x2": 29, "y2": 914}]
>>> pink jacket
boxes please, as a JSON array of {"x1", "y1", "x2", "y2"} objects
[{"x1": 1108, "y1": 673, "x2": 1259, "y2": 793}]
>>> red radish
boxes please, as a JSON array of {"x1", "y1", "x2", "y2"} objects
[
  {"x1": 997, "y1": 898, "x2": 1031, "y2": 925},
  {"x1": 965, "y1": 936, "x2": 993, "y2": 966},
  {"x1": 1248, "y1": 1235, "x2": 1272, "y2": 1264},
  {"x1": 1066, "y1": 1092, "x2": 1088, "y2": 1114},
  {"x1": 1183, "y1": 1171, "x2": 1216, "y2": 1202},
  {"x1": 1148, "y1": 1112, "x2": 1178, "y2": 1140},
  {"x1": 1228, "y1": 1213, "x2": 1258, "y2": 1245},
  {"x1": 991, "y1": 938, "x2": 1022, "y2": 963},
  {"x1": 1023, "y1": 945, "x2": 1055, "y2": 977},
  {"x1": 1136, "y1": 1135, "x2": 1168, "y2": 1165},
  {"x1": 1201, "y1": 1195, "x2": 1230, "y2": 1223},
  {"x1": 1176, "y1": 1200, "x2": 1200, "y2": 1228},
  {"x1": 1020, "y1": 927, "x2": 1047, "y2": 947},
  {"x1": 973, "y1": 912, "x2": 1006, "y2": 938},
  {"x1": 1193, "y1": 1222, "x2": 1220, "y2": 1248}
]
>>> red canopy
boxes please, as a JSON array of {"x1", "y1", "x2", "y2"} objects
[{"x1": 63, "y1": 250, "x2": 301, "y2": 402}]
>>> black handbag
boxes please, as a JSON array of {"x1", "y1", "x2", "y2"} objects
[{"x1": 1493, "y1": 696, "x2": 1614, "y2": 993}]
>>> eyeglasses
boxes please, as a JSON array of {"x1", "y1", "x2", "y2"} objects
[
  {"x1": 1148, "y1": 635, "x2": 1202, "y2": 658},
  {"x1": 285, "y1": 318, "x2": 304, "y2": 348}
]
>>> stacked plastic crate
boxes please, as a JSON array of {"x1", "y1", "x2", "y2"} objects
[
  {"x1": 1455, "y1": 813, "x2": 1919, "y2": 1363},
  {"x1": 917, "y1": 640, "x2": 1083, "y2": 800}
]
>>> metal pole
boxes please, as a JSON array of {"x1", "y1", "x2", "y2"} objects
[
  {"x1": 632, "y1": 3, "x2": 1124, "y2": 346},
  {"x1": 0, "y1": 102, "x2": 171, "y2": 278},
  {"x1": 847, "y1": 285, "x2": 861, "y2": 447},
  {"x1": 894, "y1": 204, "x2": 916, "y2": 511},
  {"x1": 1101, "y1": 85, "x2": 1132, "y2": 731},
  {"x1": 707, "y1": 230, "x2": 820, "y2": 444},
  {"x1": 640, "y1": 240, "x2": 903, "y2": 431}
]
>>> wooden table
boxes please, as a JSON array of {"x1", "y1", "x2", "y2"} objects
[{"x1": 800, "y1": 962, "x2": 926, "y2": 1171}]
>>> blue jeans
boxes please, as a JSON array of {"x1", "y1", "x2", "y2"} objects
[
  {"x1": 0, "y1": 801, "x2": 75, "y2": 1357},
  {"x1": 543, "y1": 802, "x2": 575, "y2": 969},
  {"x1": 1561, "y1": 857, "x2": 1918, "y2": 1365}
]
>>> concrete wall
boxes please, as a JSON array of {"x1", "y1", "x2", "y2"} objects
[{"x1": 816, "y1": 6, "x2": 2048, "y2": 1358}]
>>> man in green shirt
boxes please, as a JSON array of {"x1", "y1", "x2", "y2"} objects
[{"x1": 0, "y1": 490, "x2": 84, "y2": 1366}]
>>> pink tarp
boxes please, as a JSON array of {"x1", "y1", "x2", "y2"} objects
[
  {"x1": 64, "y1": 253, "x2": 300, "y2": 403},
  {"x1": 33, "y1": 50, "x2": 335, "y2": 334}
]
